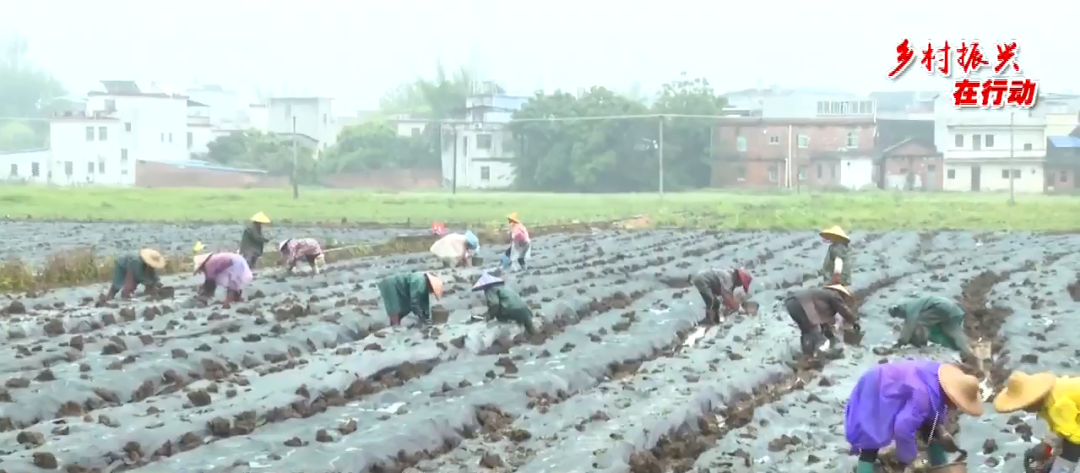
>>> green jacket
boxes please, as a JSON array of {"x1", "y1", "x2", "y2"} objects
[
  {"x1": 897, "y1": 295, "x2": 972, "y2": 356},
  {"x1": 821, "y1": 242, "x2": 852, "y2": 285},
  {"x1": 483, "y1": 285, "x2": 533, "y2": 332},
  {"x1": 240, "y1": 222, "x2": 269, "y2": 257},
  {"x1": 378, "y1": 272, "x2": 431, "y2": 320},
  {"x1": 110, "y1": 253, "x2": 159, "y2": 291}
]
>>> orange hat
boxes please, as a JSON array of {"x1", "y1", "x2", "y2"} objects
[
  {"x1": 938, "y1": 364, "x2": 986, "y2": 417},
  {"x1": 425, "y1": 272, "x2": 444, "y2": 299},
  {"x1": 507, "y1": 212, "x2": 520, "y2": 224}
]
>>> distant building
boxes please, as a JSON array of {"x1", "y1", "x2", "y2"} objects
[
  {"x1": 442, "y1": 85, "x2": 528, "y2": 189},
  {"x1": 85, "y1": 80, "x2": 190, "y2": 164},
  {"x1": 267, "y1": 97, "x2": 337, "y2": 156},
  {"x1": 0, "y1": 112, "x2": 128, "y2": 185},
  {"x1": 186, "y1": 100, "x2": 214, "y2": 155},
  {"x1": 720, "y1": 87, "x2": 876, "y2": 119},
  {"x1": 710, "y1": 117, "x2": 877, "y2": 190},
  {"x1": 387, "y1": 115, "x2": 432, "y2": 138},
  {"x1": 185, "y1": 85, "x2": 244, "y2": 129}
]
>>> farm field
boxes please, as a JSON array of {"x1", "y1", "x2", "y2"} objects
[{"x1": 0, "y1": 227, "x2": 1073, "y2": 473}]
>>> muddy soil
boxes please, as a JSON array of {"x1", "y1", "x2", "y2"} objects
[
  {"x1": 0, "y1": 230, "x2": 1070, "y2": 473},
  {"x1": 0, "y1": 222, "x2": 425, "y2": 265}
]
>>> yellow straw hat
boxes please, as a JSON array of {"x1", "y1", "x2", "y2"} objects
[
  {"x1": 824, "y1": 284, "x2": 852, "y2": 298},
  {"x1": 138, "y1": 249, "x2": 167, "y2": 269},
  {"x1": 193, "y1": 253, "x2": 213, "y2": 273},
  {"x1": 425, "y1": 272, "x2": 444, "y2": 299},
  {"x1": 938, "y1": 364, "x2": 985, "y2": 416},
  {"x1": 992, "y1": 371, "x2": 1056, "y2": 413},
  {"x1": 506, "y1": 212, "x2": 520, "y2": 224},
  {"x1": 820, "y1": 225, "x2": 850, "y2": 242},
  {"x1": 250, "y1": 212, "x2": 271, "y2": 224}
]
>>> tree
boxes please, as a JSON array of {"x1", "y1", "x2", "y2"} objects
[
  {"x1": 0, "y1": 35, "x2": 67, "y2": 118},
  {"x1": 322, "y1": 120, "x2": 434, "y2": 173},
  {"x1": 205, "y1": 131, "x2": 320, "y2": 184},
  {"x1": 651, "y1": 75, "x2": 728, "y2": 190},
  {"x1": 508, "y1": 75, "x2": 727, "y2": 192},
  {"x1": 0, "y1": 121, "x2": 39, "y2": 152}
]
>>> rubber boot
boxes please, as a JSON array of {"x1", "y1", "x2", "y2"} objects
[
  {"x1": 1049, "y1": 458, "x2": 1077, "y2": 473},
  {"x1": 856, "y1": 460, "x2": 876, "y2": 473},
  {"x1": 927, "y1": 443, "x2": 949, "y2": 466}
]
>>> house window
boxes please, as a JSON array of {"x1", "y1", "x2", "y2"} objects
[
  {"x1": 985, "y1": 135, "x2": 994, "y2": 147},
  {"x1": 928, "y1": 164, "x2": 936, "y2": 173},
  {"x1": 845, "y1": 132, "x2": 858, "y2": 147},
  {"x1": 31, "y1": 162, "x2": 39, "y2": 177},
  {"x1": 830, "y1": 102, "x2": 839, "y2": 114},
  {"x1": 797, "y1": 135, "x2": 809, "y2": 148},
  {"x1": 768, "y1": 135, "x2": 780, "y2": 145},
  {"x1": 187, "y1": 132, "x2": 193, "y2": 149},
  {"x1": 411, "y1": 128, "x2": 421, "y2": 137},
  {"x1": 736, "y1": 136, "x2": 747, "y2": 151},
  {"x1": 1061, "y1": 172, "x2": 1068, "y2": 183},
  {"x1": 87, "y1": 162, "x2": 95, "y2": 174},
  {"x1": 105, "y1": 99, "x2": 116, "y2": 112},
  {"x1": 168, "y1": 133, "x2": 173, "y2": 143},
  {"x1": 98, "y1": 161, "x2": 104, "y2": 173},
  {"x1": 954, "y1": 134, "x2": 964, "y2": 147},
  {"x1": 125, "y1": 122, "x2": 131, "y2": 132},
  {"x1": 121, "y1": 149, "x2": 128, "y2": 162},
  {"x1": 64, "y1": 161, "x2": 73, "y2": 176},
  {"x1": 121, "y1": 169, "x2": 128, "y2": 175},
  {"x1": 816, "y1": 163, "x2": 823, "y2": 179},
  {"x1": 735, "y1": 165, "x2": 746, "y2": 181},
  {"x1": 817, "y1": 102, "x2": 827, "y2": 114},
  {"x1": 98, "y1": 127, "x2": 107, "y2": 141},
  {"x1": 1024, "y1": 143, "x2": 1033, "y2": 151},
  {"x1": 160, "y1": 132, "x2": 164, "y2": 142},
  {"x1": 798, "y1": 166, "x2": 808, "y2": 181},
  {"x1": 477, "y1": 134, "x2": 493, "y2": 150},
  {"x1": 85, "y1": 126, "x2": 94, "y2": 141},
  {"x1": 973, "y1": 134, "x2": 982, "y2": 151},
  {"x1": 323, "y1": 113, "x2": 327, "y2": 125},
  {"x1": 1012, "y1": 169, "x2": 1021, "y2": 178},
  {"x1": 1001, "y1": 169, "x2": 1020, "y2": 179},
  {"x1": 947, "y1": 169, "x2": 956, "y2": 179},
  {"x1": 480, "y1": 166, "x2": 491, "y2": 181},
  {"x1": 899, "y1": 168, "x2": 908, "y2": 174},
  {"x1": 768, "y1": 167, "x2": 778, "y2": 182},
  {"x1": 9, "y1": 164, "x2": 16, "y2": 176}
]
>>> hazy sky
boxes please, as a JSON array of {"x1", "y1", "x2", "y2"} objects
[{"x1": 4, "y1": 0, "x2": 1074, "y2": 112}]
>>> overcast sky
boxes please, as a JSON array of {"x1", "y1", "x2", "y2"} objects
[{"x1": 4, "y1": 0, "x2": 1073, "y2": 112}]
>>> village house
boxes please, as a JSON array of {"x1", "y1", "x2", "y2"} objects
[{"x1": 710, "y1": 117, "x2": 877, "y2": 190}]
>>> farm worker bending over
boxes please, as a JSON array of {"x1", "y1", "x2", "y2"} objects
[
  {"x1": 994, "y1": 371, "x2": 1080, "y2": 473},
  {"x1": 378, "y1": 272, "x2": 443, "y2": 327},
  {"x1": 472, "y1": 273, "x2": 535, "y2": 334},
  {"x1": 688, "y1": 268, "x2": 752, "y2": 324},
  {"x1": 501, "y1": 212, "x2": 531, "y2": 270},
  {"x1": 783, "y1": 284, "x2": 860, "y2": 356},
  {"x1": 240, "y1": 212, "x2": 271, "y2": 270},
  {"x1": 194, "y1": 253, "x2": 253, "y2": 309},
  {"x1": 430, "y1": 230, "x2": 480, "y2": 268},
  {"x1": 820, "y1": 225, "x2": 852, "y2": 285},
  {"x1": 845, "y1": 360, "x2": 984, "y2": 473},
  {"x1": 890, "y1": 295, "x2": 975, "y2": 360},
  {"x1": 279, "y1": 238, "x2": 325, "y2": 274},
  {"x1": 100, "y1": 249, "x2": 166, "y2": 302}
]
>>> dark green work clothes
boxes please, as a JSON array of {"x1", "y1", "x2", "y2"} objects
[
  {"x1": 481, "y1": 285, "x2": 535, "y2": 334},
  {"x1": 110, "y1": 254, "x2": 160, "y2": 292},
  {"x1": 821, "y1": 242, "x2": 852, "y2": 286},
  {"x1": 378, "y1": 272, "x2": 432, "y2": 321},
  {"x1": 896, "y1": 295, "x2": 973, "y2": 357},
  {"x1": 240, "y1": 222, "x2": 270, "y2": 266}
]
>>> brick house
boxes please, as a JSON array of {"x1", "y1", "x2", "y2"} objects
[
  {"x1": 874, "y1": 119, "x2": 941, "y2": 190},
  {"x1": 710, "y1": 118, "x2": 877, "y2": 190},
  {"x1": 1045, "y1": 135, "x2": 1080, "y2": 191}
]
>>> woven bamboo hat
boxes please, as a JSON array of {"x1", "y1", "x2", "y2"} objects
[
  {"x1": 820, "y1": 225, "x2": 850, "y2": 242},
  {"x1": 250, "y1": 212, "x2": 271, "y2": 224},
  {"x1": 138, "y1": 249, "x2": 166, "y2": 269},
  {"x1": 992, "y1": 371, "x2": 1056, "y2": 413},
  {"x1": 825, "y1": 284, "x2": 852, "y2": 298},
  {"x1": 506, "y1": 212, "x2": 520, "y2": 224},
  {"x1": 938, "y1": 364, "x2": 985, "y2": 416}
]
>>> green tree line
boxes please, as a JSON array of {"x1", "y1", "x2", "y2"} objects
[{"x1": 0, "y1": 35, "x2": 68, "y2": 152}]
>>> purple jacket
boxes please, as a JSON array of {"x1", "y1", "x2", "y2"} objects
[{"x1": 844, "y1": 360, "x2": 947, "y2": 464}]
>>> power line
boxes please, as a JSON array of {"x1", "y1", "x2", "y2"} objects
[{"x1": 508, "y1": 113, "x2": 745, "y2": 123}]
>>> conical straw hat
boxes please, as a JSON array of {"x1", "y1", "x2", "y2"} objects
[{"x1": 992, "y1": 371, "x2": 1056, "y2": 413}]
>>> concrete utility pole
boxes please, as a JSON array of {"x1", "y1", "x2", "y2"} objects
[
  {"x1": 291, "y1": 116, "x2": 299, "y2": 200},
  {"x1": 1008, "y1": 112, "x2": 1015, "y2": 206},
  {"x1": 658, "y1": 115, "x2": 665, "y2": 195}
]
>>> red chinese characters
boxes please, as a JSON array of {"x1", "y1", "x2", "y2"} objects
[
  {"x1": 953, "y1": 79, "x2": 1039, "y2": 109},
  {"x1": 995, "y1": 41, "x2": 1021, "y2": 74},
  {"x1": 921, "y1": 41, "x2": 952, "y2": 76},
  {"x1": 888, "y1": 39, "x2": 916, "y2": 79},
  {"x1": 955, "y1": 42, "x2": 990, "y2": 75},
  {"x1": 890, "y1": 39, "x2": 1026, "y2": 79}
]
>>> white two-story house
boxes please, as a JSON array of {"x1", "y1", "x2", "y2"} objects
[
  {"x1": 267, "y1": 97, "x2": 337, "y2": 156},
  {"x1": 936, "y1": 94, "x2": 1047, "y2": 193},
  {"x1": 85, "y1": 80, "x2": 191, "y2": 165},
  {"x1": 441, "y1": 85, "x2": 528, "y2": 189}
]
